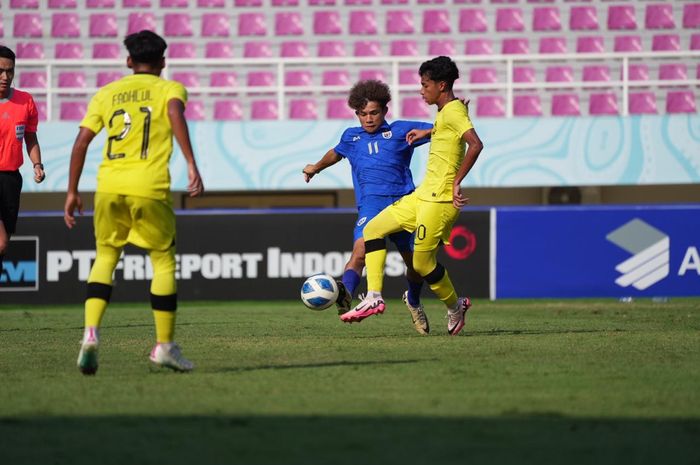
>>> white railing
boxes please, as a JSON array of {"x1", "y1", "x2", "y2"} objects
[{"x1": 17, "y1": 51, "x2": 700, "y2": 120}]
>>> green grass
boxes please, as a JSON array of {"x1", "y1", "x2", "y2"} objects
[{"x1": 1, "y1": 299, "x2": 699, "y2": 465}]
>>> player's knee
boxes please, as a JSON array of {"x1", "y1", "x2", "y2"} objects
[
  {"x1": 363, "y1": 219, "x2": 384, "y2": 241},
  {"x1": 417, "y1": 262, "x2": 445, "y2": 284}
]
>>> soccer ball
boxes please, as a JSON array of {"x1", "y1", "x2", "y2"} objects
[{"x1": 300, "y1": 274, "x2": 339, "y2": 310}]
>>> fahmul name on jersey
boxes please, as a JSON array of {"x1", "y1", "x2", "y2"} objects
[
  {"x1": 112, "y1": 89, "x2": 152, "y2": 106},
  {"x1": 352, "y1": 131, "x2": 392, "y2": 142}
]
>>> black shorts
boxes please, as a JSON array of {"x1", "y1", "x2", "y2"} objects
[{"x1": 0, "y1": 170, "x2": 23, "y2": 235}]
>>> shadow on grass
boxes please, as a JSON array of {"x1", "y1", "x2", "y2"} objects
[
  {"x1": 204, "y1": 358, "x2": 435, "y2": 374},
  {"x1": 1, "y1": 415, "x2": 698, "y2": 465}
]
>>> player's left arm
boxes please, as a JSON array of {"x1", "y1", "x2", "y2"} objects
[
  {"x1": 24, "y1": 132, "x2": 44, "y2": 183},
  {"x1": 452, "y1": 128, "x2": 484, "y2": 209},
  {"x1": 168, "y1": 98, "x2": 204, "y2": 198}
]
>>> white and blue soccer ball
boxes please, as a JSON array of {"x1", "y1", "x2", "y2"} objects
[{"x1": 300, "y1": 274, "x2": 339, "y2": 310}]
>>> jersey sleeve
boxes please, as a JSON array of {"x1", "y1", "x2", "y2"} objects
[
  {"x1": 444, "y1": 103, "x2": 474, "y2": 138},
  {"x1": 25, "y1": 94, "x2": 39, "y2": 133},
  {"x1": 80, "y1": 92, "x2": 105, "y2": 134},
  {"x1": 401, "y1": 121, "x2": 433, "y2": 148},
  {"x1": 166, "y1": 81, "x2": 188, "y2": 105},
  {"x1": 332, "y1": 128, "x2": 353, "y2": 158}
]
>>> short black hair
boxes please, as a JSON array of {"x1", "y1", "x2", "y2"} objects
[
  {"x1": 0, "y1": 45, "x2": 16, "y2": 63},
  {"x1": 347, "y1": 80, "x2": 391, "y2": 112},
  {"x1": 124, "y1": 30, "x2": 167, "y2": 65},
  {"x1": 419, "y1": 56, "x2": 459, "y2": 90}
]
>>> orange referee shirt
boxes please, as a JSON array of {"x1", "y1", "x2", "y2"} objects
[{"x1": 0, "y1": 88, "x2": 38, "y2": 171}]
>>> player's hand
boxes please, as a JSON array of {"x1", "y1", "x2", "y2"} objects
[
  {"x1": 33, "y1": 164, "x2": 45, "y2": 183},
  {"x1": 64, "y1": 191, "x2": 83, "y2": 229},
  {"x1": 302, "y1": 164, "x2": 317, "y2": 183},
  {"x1": 406, "y1": 128, "x2": 431, "y2": 145},
  {"x1": 453, "y1": 185, "x2": 469, "y2": 209},
  {"x1": 187, "y1": 165, "x2": 204, "y2": 197}
]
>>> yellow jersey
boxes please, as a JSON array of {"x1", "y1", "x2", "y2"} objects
[
  {"x1": 415, "y1": 99, "x2": 474, "y2": 202},
  {"x1": 80, "y1": 73, "x2": 187, "y2": 201}
]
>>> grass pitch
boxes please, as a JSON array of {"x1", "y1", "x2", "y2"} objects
[{"x1": 1, "y1": 298, "x2": 699, "y2": 465}]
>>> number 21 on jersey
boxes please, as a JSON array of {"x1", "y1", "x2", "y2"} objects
[{"x1": 107, "y1": 107, "x2": 152, "y2": 160}]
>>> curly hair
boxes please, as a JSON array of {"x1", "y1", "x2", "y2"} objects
[
  {"x1": 347, "y1": 80, "x2": 391, "y2": 112},
  {"x1": 419, "y1": 56, "x2": 459, "y2": 90}
]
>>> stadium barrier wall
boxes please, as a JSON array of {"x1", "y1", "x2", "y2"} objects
[{"x1": 20, "y1": 114, "x2": 700, "y2": 193}]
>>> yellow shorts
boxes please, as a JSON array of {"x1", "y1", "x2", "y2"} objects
[
  {"x1": 387, "y1": 191, "x2": 460, "y2": 252},
  {"x1": 93, "y1": 192, "x2": 175, "y2": 251}
]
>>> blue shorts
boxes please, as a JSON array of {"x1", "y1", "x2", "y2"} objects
[{"x1": 354, "y1": 195, "x2": 414, "y2": 252}]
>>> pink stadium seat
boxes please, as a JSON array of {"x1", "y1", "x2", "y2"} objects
[
  {"x1": 213, "y1": 100, "x2": 243, "y2": 121},
  {"x1": 684, "y1": 3, "x2": 700, "y2": 29},
  {"x1": 627, "y1": 64, "x2": 649, "y2": 81},
  {"x1": 614, "y1": 35, "x2": 642, "y2": 52},
  {"x1": 582, "y1": 65, "x2": 610, "y2": 82},
  {"x1": 327, "y1": 98, "x2": 354, "y2": 119},
  {"x1": 285, "y1": 70, "x2": 312, "y2": 89},
  {"x1": 202, "y1": 13, "x2": 230, "y2": 37},
  {"x1": 60, "y1": 101, "x2": 87, "y2": 121},
  {"x1": 576, "y1": 36, "x2": 605, "y2": 53},
  {"x1": 184, "y1": 101, "x2": 206, "y2": 121},
  {"x1": 127, "y1": 13, "x2": 156, "y2": 34},
  {"x1": 247, "y1": 71, "x2": 274, "y2": 89},
  {"x1": 589, "y1": 93, "x2": 618, "y2": 115},
  {"x1": 238, "y1": 13, "x2": 266, "y2": 36},
  {"x1": 96, "y1": 71, "x2": 124, "y2": 87},
  {"x1": 55, "y1": 42, "x2": 84, "y2": 59},
  {"x1": 459, "y1": 8, "x2": 488, "y2": 32},
  {"x1": 51, "y1": 13, "x2": 80, "y2": 38},
  {"x1": 272, "y1": 0, "x2": 299, "y2": 5},
  {"x1": 652, "y1": 34, "x2": 680, "y2": 52},
  {"x1": 470, "y1": 67, "x2": 497, "y2": 84},
  {"x1": 659, "y1": 64, "x2": 687, "y2": 81},
  {"x1": 513, "y1": 95, "x2": 542, "y2": 116},
  {"x1": 16, "y1": 43, "x2": 44, "y2": 59},
  {"x1": 551, "y1": 94, "x2": 580, "y2": 116},
  {"x1": 692, "y1": 34, "x2": 700, "y2": 50},
  {"x1": 172, "y1": 72, "x2": 200, "y2": 88},
  {"x1": 309, "y1": 0, "x2": 336, "y2": 4},
  {"x1": 13, "y1": 13, "x2": 43, "y2": 37},
  {"x1": 244, "y1": 42, "x2": 273, "y2": 58},
  {"x1": 546, "y1": 66, "x2": 574, "y2": 83},
  {"x1": 476, "y1": 95, "x2": 506, "y2": 117},
  {"x1": 402, "y1": 97, "x2": 430, "y2": 118},
  {"x1": 513, "y1": 66, "x2": 536, "y2": 84},
  {"x1": 359, "y1": 69, "x2": 386, "y2": 82},
  {"x1": 428, "y1": 39, "x2": 455, "y2": 55},
  {"x1": 666, "y1": 91, "x2": 696, "y2": 113},
  {"x1": 19, "y1": 72, "x2": 47, "y2": 89},
  {"x1": 496, "y1": 8, "x2": 525, "y2": 32},
  {"x1": 423, "y1": 10, "x2": 451, "y2": 33},
  {"x1": 197, "y1": 0, "x2": 224, "y2": 6},
  {"x1": 93, "y1": 43, "x2": 120, "y2": 58},
  {"x1": 235, "y1": 0, "x2": 262, "y2": 5},
  {"x1": 349, "y1": 11, "x2": 378, "y2": 35},
  {"x1": 390, "y1": 40, "x2": 418, "y2": 56},
  {"x1": 354, "y1": 41, "x2": 382, "y2": 56},
  {"x1": 280, "y1": 41, "x2": 309, "y2": 57},
  {"x1": 86, "y1": 0, "x2": 115, "y2": 7},
  {"x1": 465, "y1": 38, "x2": 492, "y2": 55},
  {"x1": 629, "y1": 92, "x2": 657, "y2": 114},
  {"x1": 275, "y1": 12, "x2": 304, "y2": 36},
  {"x1": 205, "y1": 41, "x2": 233, "y2": 58},
  {"x1": 346, "y1": 0, "x2": 371, "y2": 4},
  {"x1": 322, "y1": 70, "x2": 350, "y2": 87},
  {"x1": 49, "y1": 0, "x2": 77, "y2": 8},
  {"x1": 645, "y1": 4, "x2": 675, "y2": 30},
  {"x1": 164, "y1": 13, "x2": 193, "y2": 37},
  {"x1": 569, "y1": 6, "x2": 599, "y2": 31},
  {"x1": 317, "y1": 41, "x2": 346, "y2": 57},
  {"x1": 533, "y1": 6, "x2": 561, "y2": 31},
  {"x1": 58, "y1": 71, "x2": 86, "y2": 89},
  {"x1": 386, "y1": 11, "x2": 415, "y2": 34},
  {"x1": 162, "y1": 0, "x2": 189, "y2": 6},
  {"x1": 399, "y1": 69, "x2": 419, "y2": 85},
  {"x1": 36, "y1": 101, "x2": 47, "y2": 121},
  {"x1": 123, "y1": 0, "x2": 151, "y2": 7},
  {"x1": 210, "y1": 71, "x2": 237, "y2": 88},
  {"x1": 10, "y1": 0, "x2": 39, "y2": 7},
  {"x1": 289, "y1": 99, "x2": 318, "y2": 119},
  {"x1": 381, "y1": 0, "x2": 407, "y2": 4},
  {"x1": 539, "y1": 37, "x2": 566, "y2": 54},
  {"x1": 168, "y1": 42, "x2": 196, "y2": 58},
  {"x1": 502, "y1": 38, "x2": 529, "y2": 54},
  {"x1": 251, "y1": 100, "x2": 278, "y2": 120},
  {"x1": 89, "y1": 14, "x2": 118, "y2": 38},
  {"x1": 608, "y1": 5, "x2": 637, "y2": 30},
  {"x1": 314, "y1": 12, "x2": 342, "y2": 35}
]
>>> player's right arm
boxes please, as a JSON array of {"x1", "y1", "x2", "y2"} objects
[
  {"x1": 303, "y1": 148, "x2": 342, "y2": 183},
  {"x1": 168, "y1": 98, "x2": 204, "y2": 197},
  {"x1": 64, "y1": 127, "x2": 97, "y2": 229},
  {"x1": 406, "y1": 128, "x2": 432, "y2": 145}
]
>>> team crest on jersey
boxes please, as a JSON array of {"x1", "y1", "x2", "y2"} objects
[
  {"x1": 357, "y1": 216, "x2": 368, "y2": 227},
  {"x1": 382, "y1": 131, "x2": 392, "y2": 139}
]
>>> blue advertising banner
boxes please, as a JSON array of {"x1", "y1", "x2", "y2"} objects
[{"x1": 496, "y1": 205, "x2": 700, "y2": 298}]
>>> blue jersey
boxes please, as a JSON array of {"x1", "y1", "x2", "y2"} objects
[{"x1": 333, "y1": 120, "x2": 432, "y2": 207}]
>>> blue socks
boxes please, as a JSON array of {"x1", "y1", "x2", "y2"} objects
[
  {"x1": 406, "y1": 279, "x2": 423, "y2": 307},
  {"x1": 342, "y1": 269, "x2": 361, "y2": 298}
]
